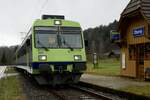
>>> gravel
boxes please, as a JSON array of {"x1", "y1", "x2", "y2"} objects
[{"x1": 18, "y1": 74, "x2": 103, "y2": 100}]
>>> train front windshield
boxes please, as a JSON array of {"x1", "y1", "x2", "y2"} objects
[{"x1": 35, "y1": 27, "x2": 82, "y2": 48}]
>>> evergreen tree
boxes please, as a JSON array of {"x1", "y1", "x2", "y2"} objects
[
  {"x1": 83, "y1": 20, "x2": 119, "y2": 58},
  {"x1": 1, "y1": 52, "x2": 6, "y2": 65}
]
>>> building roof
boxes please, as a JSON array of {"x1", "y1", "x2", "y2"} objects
[
  {"x1": 121, "y1": 0, "x2": 150, "y2": 23},
  {"x1": 104, "y1": 49, "x2": 120, "y2": 56}
]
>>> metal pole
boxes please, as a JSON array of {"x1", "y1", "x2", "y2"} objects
[{"x1": 93, "y1": 53, "x2": 98, "y2": 68}]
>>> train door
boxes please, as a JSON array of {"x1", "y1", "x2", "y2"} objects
[{"x1": 136, "y1": 45, "x2": 144, "y2": 79}]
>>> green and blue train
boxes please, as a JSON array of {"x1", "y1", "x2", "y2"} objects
[{"x1": 15, "y1": 15, "x2": 87, "y2": 85}]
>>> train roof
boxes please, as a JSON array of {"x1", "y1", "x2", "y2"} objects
[
  {"x1": 33, "y1": 19, "x2": 81, "y2": 27},
  {"x1": 15, "y1": 28, "x2": 32, "y2": 54},
  {"x1": 15, "y1": 15, "x2": 82, "y2": 54}
]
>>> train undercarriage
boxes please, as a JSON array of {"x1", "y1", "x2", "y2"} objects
[
  {"x1": 34, "y1": 72, "x2": 82, "y2": 86},
  {"x1": 16, "y1": 62, "x2": 86, "y2": 86},
  {"x1": 34, "y1": 63, "x2": 84, "y2": 86}
]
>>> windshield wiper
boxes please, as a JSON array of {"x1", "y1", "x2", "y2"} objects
[
  {"x1": 62, "y1": 38, "x2": 74, "y2": 51},
  {"x1": 58, "y1": 35, "x2": 62, "y2": 47},
  {"x1": 37, "y1": 40, "x2": 49, "y2": 51}
]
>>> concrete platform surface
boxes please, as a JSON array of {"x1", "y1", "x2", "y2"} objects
[{"x1": 80, "y1": 74, "x2": 150, "y2": 89}]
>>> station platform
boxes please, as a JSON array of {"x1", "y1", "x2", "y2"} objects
[{"x1": 80, "y1": 74, "x2": 150, "y2": 89}]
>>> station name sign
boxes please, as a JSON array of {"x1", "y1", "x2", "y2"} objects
[
  {"x1": 110, "y1": 30, "x2": 120, "y2": 41},
  {"x1": 133, "y1": 26, "x2": 144, "y2": 37}
]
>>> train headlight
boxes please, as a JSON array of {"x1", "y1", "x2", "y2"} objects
[
  {"x1": 38, "y1": 55, "x2": 47, "y2": 61},
  {"x1": 74, "y1": 55, "x2": 82, "y2": 61},
  {"x1": 54, "y1": 20, "x2": 61, "y2": 25}
]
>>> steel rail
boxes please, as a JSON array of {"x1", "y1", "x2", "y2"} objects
[
  {"x1": 49, "y1": 90, "x2": 67, "y2": 100},
  {"x1": 70, "y1": 84, "x2": 114, "y2": 100},
  {"x1": 76, "y1": 81, "x2": 150, "y2": 100}
]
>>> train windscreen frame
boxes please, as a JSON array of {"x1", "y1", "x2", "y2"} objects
[{"x1": 34, "y1": 26, "x2": 83, "y2": 49}]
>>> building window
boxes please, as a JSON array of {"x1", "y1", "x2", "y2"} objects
[
  {"x1": 145, "y1": 44, "x2": 150, "y2": 60},
  {"x1": 148, "y1": 25, "x2": 150, "y2": 38},
  {"x1": 138, "y1": 45, "x2": 144, "y2": 65},
  {"x1": 129, "y1": 45, "x2": 136, "y2": 60}
]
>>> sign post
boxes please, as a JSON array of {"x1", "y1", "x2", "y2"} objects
[
  {"x1": 93, "y1": 53, "x2": 98, "y2": 68},
  {"x1": 110, "y1": 30, "x2": 120, "y2": 43}
]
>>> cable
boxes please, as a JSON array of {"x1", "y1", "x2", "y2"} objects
[
  {"x1": 30, "y1": 0, "x2": 40, "y2": 20},
  {"x1": 20, "y1": 0, "x2": 48, "y2": 43},
  {"x1": 38, "y1": 0, "x2": 49, "y2": 17}
]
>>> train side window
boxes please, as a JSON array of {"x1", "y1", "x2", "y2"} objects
[{"x1": 129, "y1": 45, "x2": 136, "y2": 60}]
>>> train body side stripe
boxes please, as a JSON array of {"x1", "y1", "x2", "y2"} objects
[{"x1": 31, "y1": 62, "x2": 86, "y2": 69}]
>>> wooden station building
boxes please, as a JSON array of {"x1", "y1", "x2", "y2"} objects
[{"x1": 118, "y1": 0, "x2": 150, "y2": 79}]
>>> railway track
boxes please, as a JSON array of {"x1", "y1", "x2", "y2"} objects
[
  {"x1": 18, "y1": 69, "x2": 110, "y2": 100},
  {"x1": 43, "y1": 82, "x2": 122, "y2": 100},
  {"x1": 48, "y1": 89, "x2": 72, "y2": 100},
  {"x1": 45, "y1": 85, "x2": 102, "y2": 100},
  {"x1": 70, "y1": 84, "x2": 115, "y2": 100},
  {"x1": 18, "y1": 71, "x2": 150, "y2": 100},
  {"x1": 19, "y1": 73, "x2": 100, "y2": 100},
  {"x1": 75, "y1": 81, "x2": 150, "y2": 100}
]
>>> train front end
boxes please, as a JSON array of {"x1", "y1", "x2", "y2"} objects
[{"x1": 32, "y1": 15, "x2": 87, "y2": 85}]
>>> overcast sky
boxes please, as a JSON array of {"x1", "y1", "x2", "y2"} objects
[{"x1": 0, "y1": 0, "x2": 130, "y2": 46}]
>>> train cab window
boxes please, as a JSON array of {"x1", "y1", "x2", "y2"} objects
[
  {"x1": 60, "y1": 27, "x2": 82, "y2": 48},
  {"x1": 34, "y1": 26, "x2": 83, "y2": 49},
  {"x1": 35, "y1": 27, "x2": 58, "y2": 48},
  {"x1": 129, "y1": 45, "x2": 136, "y2": 60}
]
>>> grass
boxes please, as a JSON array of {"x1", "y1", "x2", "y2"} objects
[
  {"x1": 86, "y1": 58, "x2": 150, "y2": 97},
  {"x1": 86, "y1": 58, "x2": 120, "y2": 76},
  {"x1": 0, "y1": 76, "x2": 25, "y2": 100},
  {"x1": 119, "y1": 85, "x2": 150, "y2": 97}
]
